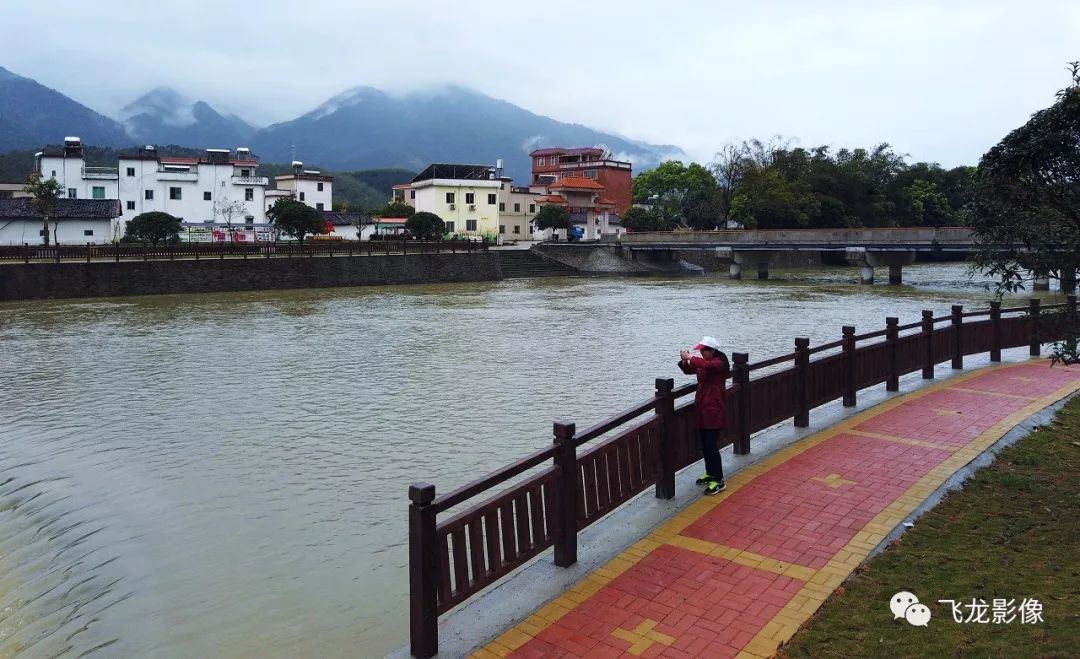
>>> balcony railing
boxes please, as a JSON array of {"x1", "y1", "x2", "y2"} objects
[
  {"x1": 82, "y1": 167, "x2": 118, "y2": 180},
  {"x1": 559, "y1": 159, "x2": 632, "y2": 170},
  {"x1": 231, "y1": 176, "x2": 269, "y2": 186},
  {"x1": 157, "y1": 169, "x2": 199, "y2": 181}
]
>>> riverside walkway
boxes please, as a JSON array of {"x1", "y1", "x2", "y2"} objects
[{"x1": 470, "y1": 360, "x2": 1080, "y2": 658}]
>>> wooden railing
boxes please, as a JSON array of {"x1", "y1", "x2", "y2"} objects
[
  {"x1": 407, "y1": 297, "x2": 1078, "y2": 657},
  {"x1": 0, "y1": 239, "x2": 488, "y2": 263}
]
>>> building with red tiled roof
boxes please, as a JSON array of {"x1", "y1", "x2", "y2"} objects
[
  {"x1": 529, "y1": 146, "x2": 632, "y2": 213},
  {"x1": 529, "y1": 172, "x2": 626, "y2": 240}
]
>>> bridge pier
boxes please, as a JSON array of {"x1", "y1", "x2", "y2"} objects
[
  {"x1": 846, "y1": 248, "x2": 916, "y2": 285},
  {"x1": 722, "y1": 249, "x2": 779, "y2": 280}
]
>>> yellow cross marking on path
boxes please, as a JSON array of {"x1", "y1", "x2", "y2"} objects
[
  {"x1": 812, "y1": 473, "x2": 858, "y2": 488},
  {"x1": 611, "y1": 619, "x2": 675, "y2": 656},
  {"x1": 931, "y1": 407, "x2": 963, "y2": 416},
  {"x1": 1011, "y1": 376, "x2": 1036, "y2": 383}
]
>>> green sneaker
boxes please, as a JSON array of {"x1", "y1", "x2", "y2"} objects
[
  {"x1": 695, "y1": 473, "x2": 711, "y2": 485},
  {"x1": 704, "y1": 479, "x2": 726, "y2": 496}
]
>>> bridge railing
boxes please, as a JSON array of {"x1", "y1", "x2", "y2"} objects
[
  {"x1": 407, "y1": 296, "x2": 1077, "y2": 658},
  {"x1": 618, "y1": 226, "x2": 975, "y2": 245}
]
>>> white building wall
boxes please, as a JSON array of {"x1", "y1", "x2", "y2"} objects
[
  {"x1": 0, "y1": 219, "x2": 114, "y2": 246},
  {"x1": 411, "y1": 179, "x2": 499, "y2": 237},
  {"x1": 39, "y1": 155, "x2": 118, "y2": 201},
  {"x1": 118, "y1": 159, "x2": 267, "y2": 229},
  {"x1": 275, "y1": 176, "x2": 333, "y2": 211}
]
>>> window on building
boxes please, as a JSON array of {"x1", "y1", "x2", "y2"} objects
[
  {"x1": 299, "y1": 192, "x2": 305, "y2": 201},
  {"x1": 487, "y1": 193, "x2": 496, "y2": 205},
  {"x1": 585, "y1": 169, "x2": 598, "y2": 179},
  {"x1": 245, "y1": 188, "x2": 254, "y2": 201},
  {"x1": 169, "y1": 187, "x2": 181, "y2": 200},
  {"x1": 316, "y1": 202, "x2": 324, "y2": 210},
  {"x1": 84, "y1": 229, "x2": 94, "y2": 236},
  {"x1": 465, "y1": 192, "x2": 475, "y2": 204},
  {"x1": 126, "y1": 200, "x2": 135, "y2": 210},
  {"x1": 513, "y1": 225, "x2": 521, "y2": 234},
  {"x1": 68, "y1": 188, "x2": 77, "y2": 199},
  {"x1": 241, "y1": 169, "x2": 250, "y2": 177},
  {"x1": 126, "y1": 167, "x2": 135, "y2": 177},
  {"x1": 203, "y1": 191, "x2": 212, "y2": 201},
  {"x1": 499, "y1": 225, "x2": 505, "y2": 234},
  {"x1": 537, "y1": 157, "x2": 545, "y2": 166},
  {"x1": 145, "y1": 190, "x2": 154, "y2": 200},
  {"x1": 466, "y1": 219, "x2": 477, "y2": 231},
  {"x1": 513, "y1": 203, "x2": 521, "y2": 212},
  {"x1": 445, "y1": 192, "x2": 455, "y2": 204},
  {"x1": 317, "y1": 182, "x2": 324, "y2": 192},
  {"x1": 529, "y1": 204, "x2": 535, "y2": 213},
  {"x1": 51, "y1": 170, "x2": 57, "y2": 177},
  {"x1": 92, "y1": 186, "x2": 105, "y2": 199},
  {"x1": 499, "y1": 202, "x2": 505, "y2": 211},
  {"x1": 445, "y1": 221, "x2": 455, "y2": 233},
  {"x1": 409, "y1": 190, "x2": 415, "y2": 199}
]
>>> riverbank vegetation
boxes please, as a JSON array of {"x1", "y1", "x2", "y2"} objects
[{"x1": 627, "y1": 142, "x2": 975, "y2": 232}]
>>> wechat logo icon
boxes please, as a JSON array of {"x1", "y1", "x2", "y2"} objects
[{"x1": 890, "y1": 591, "x2": 931, "y2": 627}]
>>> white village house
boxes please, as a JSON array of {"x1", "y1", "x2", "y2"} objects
[
  {"x1": 0, "y1": 198, "x2": 122, "y2": 245},
  {"x1": 21, "y1": 137, "x2": 336, "y2": 243}
]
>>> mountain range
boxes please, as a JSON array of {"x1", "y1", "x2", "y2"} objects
[{"x1": 0, "y1": 65, "x2": 681, "y2": 182}]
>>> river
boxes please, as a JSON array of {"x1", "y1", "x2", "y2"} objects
[{"x1": 0, "y1": 264, "x2": 1064, "y2": 658}]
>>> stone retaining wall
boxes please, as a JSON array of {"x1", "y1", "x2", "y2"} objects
[{"x1": 0, "y1": 253, "x2": 501, "y2": 301}]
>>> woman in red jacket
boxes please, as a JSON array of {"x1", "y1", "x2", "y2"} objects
[{"x1": 679, "y1": 336, "x2": 730, "y2": 495}]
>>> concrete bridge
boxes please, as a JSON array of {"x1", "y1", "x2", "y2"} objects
[{"x1": 619, "y1": 227, "x2": 977, "y2": 284}]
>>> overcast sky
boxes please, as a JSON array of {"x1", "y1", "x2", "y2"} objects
[{"x1": 3, "y1": 1, "x2": 1078, "y2": 166}]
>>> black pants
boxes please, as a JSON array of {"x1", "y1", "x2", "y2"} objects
[{"x1": 700, "y1": 429, "x2": 724, "y2": 481}]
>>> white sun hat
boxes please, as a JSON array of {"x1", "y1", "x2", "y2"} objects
[{"x1": 694, "y1": 336, "x2": 721, "y2": 351}]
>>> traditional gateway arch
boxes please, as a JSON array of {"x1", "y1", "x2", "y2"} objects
[{"x1": 618, "y1": 226, "x2": 1054, "y2": 287}]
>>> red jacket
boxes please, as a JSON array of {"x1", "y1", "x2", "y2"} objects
[{"x1": 678, "y1": 355, "x2": 730, "y2": 430}]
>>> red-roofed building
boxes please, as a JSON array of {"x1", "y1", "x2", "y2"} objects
[
  {"x1": 530, "y1": 174, "x2": 625, "y2": 240},
  {"x1": 530, "y1": 146, "x2": 632, "y2": 214}
]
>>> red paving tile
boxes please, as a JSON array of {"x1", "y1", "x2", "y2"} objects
[
  {"x1": 491, "y1": 363, "x2": 1080, "y2": 659},
  {"x1": 682, "y1": 434, "x2": 952, "y2": 568},
  {"x1": 513, "y1": 546, "x2": 802, "y2": 659}
]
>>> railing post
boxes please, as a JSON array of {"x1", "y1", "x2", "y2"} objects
[
  {"x1": 842, "y1": 326, "x2": 856, "y2": 407},
  {"x1": 885, "y1": 317, "x2": 899, "y2": 391},
  {"x1": 921, "y1": 310, "x2": 935, "y2": 379},
  {"x1": 654, "y1": 378, "x2": 677, "y2": 500},
  {"x1": 1029, "y1": 298, "x2": 1041, "y2": 356},
  {"x1": 731, "y1": 353, "x2": 751, "y2": 455},
  {"x1": 990, "y1": 301, "x2": 1002, "y2": 362},
  {"x1": 552, "y1": 422, "x2": 578, "y2": 568},
  {"x1": 951, "y1": 304, "x2": 964, "y2": 369},
  {"x1": 794, "y1": 338, "x2": 810, "y2": 426},
  {"x1": 115, "y1": 241, "x2": 120, "y2": 263},
  {"x1": 409, "y1": 482, "x2": 438, "y2": 659}
]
